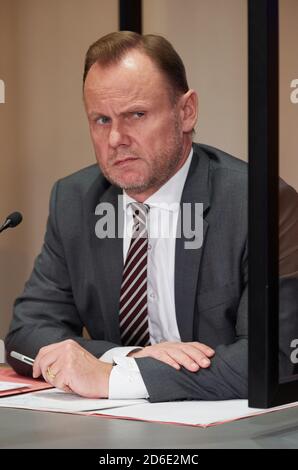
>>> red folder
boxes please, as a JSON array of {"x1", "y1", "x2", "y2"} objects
[{"x1": 0, "y1": 367, "x2": 52, "y2": 397}]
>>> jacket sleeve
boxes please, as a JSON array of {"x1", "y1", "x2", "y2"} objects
[
  {"x1": 5, "y1": 181, "x2": 119, "y2": 377},
  {"x1": 135, "y1": 287, "x2": 248, "y2": 403}
]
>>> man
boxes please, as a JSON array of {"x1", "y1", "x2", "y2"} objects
[{"x1": 5, "y1": 31, "x2": 249, "y2": 401}]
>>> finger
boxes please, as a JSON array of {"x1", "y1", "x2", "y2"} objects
[
  {"x1": 180, "y1": 345, "x2": 212, "y2": 368},
  {"x1": 33, "y1": 355, "x2": 51, "y2": 380},
  {"x1": 41, "y1": 363, "x2": 56, "y2": 385},
  {"x1": 152, "y1": 351, "x2": 181, "y2": 370},
  {"x1": 190, "y1": 342, "x2": 215, "y2": 357},
  {"x1": 53, "y1": 370, "x2": 72, "y2": 393},
  {"x1": 33, "y1": 349, "x2": 49, "y2": 378},
  {"x1": 40, "y1": 365, "x2": 55, "y2": 385},
  {"x1": 165, "y1": 349, "x2": 201, "y2": 372},
  {"x1": 33, "y1": 343, "x2": 62, "y2": 378},
  {"x1": 34, "y1": 348, "x2": 63, "y2": 380}
]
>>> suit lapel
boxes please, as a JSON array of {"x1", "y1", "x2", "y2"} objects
[
  {"x1": 86, "y1": 177, "x2": 123, "y2": 344},
  {"x1": 175, "y1": 146, "x2": 210, "y2": 341}
]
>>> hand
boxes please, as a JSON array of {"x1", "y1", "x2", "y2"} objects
[
  {"x1": 128, "y1": 341, "x2": 215, "y2": 372},
  {"x1": 32, "y1": 339, "x2": 113, "y2": 398}
]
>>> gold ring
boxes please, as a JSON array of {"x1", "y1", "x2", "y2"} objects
[{"x1": 47, "y1": 366, "x2": 56, "y2": 379}]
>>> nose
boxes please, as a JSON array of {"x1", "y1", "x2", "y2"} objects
[{"x1": 109, "y1": 122, "x2": 131, "y2": 148}]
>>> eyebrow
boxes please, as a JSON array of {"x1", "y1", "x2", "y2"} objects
[
  {"x1": 88, "y1": 111, "x2": 103, "y2": 119},
  {"x1": 87, "y1": 104, "x2": 148, "y2": 119}
]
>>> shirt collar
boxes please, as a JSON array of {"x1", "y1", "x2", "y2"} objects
[{"x1": 123, "y1": 147, "x2": 193, "y2": 214}]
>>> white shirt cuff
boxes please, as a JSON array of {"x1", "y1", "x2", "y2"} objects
[
  {"x1": 108, "y1": 356, "x2": 149, "y2": 400},
  {"x1": 100, "y1": 346, "x2": 142, "y2": 364}
]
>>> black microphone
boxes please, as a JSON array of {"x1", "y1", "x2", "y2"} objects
[{"x1": 0, "y1": 212, "x2": 23, "y2": 233}]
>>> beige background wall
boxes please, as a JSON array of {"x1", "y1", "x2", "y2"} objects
[
  {"x1": 0, "y1": 1, "x2": 22, "y2": 343},
  {"x1": 0, "y1": 0, "x2": 118, "y2": 338},
  {"x1": 143, "y1": 0, "x2": 248, "y2": 161}
]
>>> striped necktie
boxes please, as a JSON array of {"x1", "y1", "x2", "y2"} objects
[{"x1": 119, "y1": 202, "x2": 150, "y2": 347}]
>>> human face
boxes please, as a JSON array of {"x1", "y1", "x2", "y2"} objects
[{"x1": 84, "y1": 50, "x2": 195, "y2": 201}]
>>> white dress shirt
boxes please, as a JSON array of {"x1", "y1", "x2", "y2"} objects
[{"x1": 100, "y1": 148, "x2": 193, "y2": 399}]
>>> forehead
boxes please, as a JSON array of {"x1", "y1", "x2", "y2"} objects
[{"x1": 84, "y1": 50, "x2": 171, "y2": 105}]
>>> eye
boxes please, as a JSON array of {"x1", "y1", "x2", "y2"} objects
[
  {"x1": 132, "y1": 111, "x2": 145, "y2": 119},
  {"x1": 95, "y1": 116, "x2": 111, "y2": 125}
]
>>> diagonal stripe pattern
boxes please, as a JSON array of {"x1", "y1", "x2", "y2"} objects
[{"x1": 119, "y1": 202, "x2": 151, "y2": 347}]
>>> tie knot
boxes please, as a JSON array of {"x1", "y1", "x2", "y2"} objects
[
  {"x1": 131, "y1": 202, "x2": 149, "y2": 220},
  {"x1": 130, "y1": 202, "x2": 149, "y2": 235}
]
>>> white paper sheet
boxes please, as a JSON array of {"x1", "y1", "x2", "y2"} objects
[
  {"x1": 0, "y1": 387, "x2": 147, "y2": 413},
  {"x1": 96, "y1": 399, "x2": 298, "y2": 427},
  {"x1": 0, "y1": 381, "x2": 30, "y2": 391}
]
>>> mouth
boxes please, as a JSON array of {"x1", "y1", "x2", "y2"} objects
[{"x1": 114, "y1": 157, "x2": 139, "y2": 167}]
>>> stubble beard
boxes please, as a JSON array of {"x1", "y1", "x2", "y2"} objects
[{"x1": 99, "y1": 119, "x2": 185, "y2": 195}]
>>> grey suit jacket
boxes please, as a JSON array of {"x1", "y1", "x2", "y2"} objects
[{"x1": 6, "y1": 143, "x2": 249, "y2": 401}]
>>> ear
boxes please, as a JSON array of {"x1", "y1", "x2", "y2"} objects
[{"x1": 179, "y1": 90, "x2": 198, "y2": 133}]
